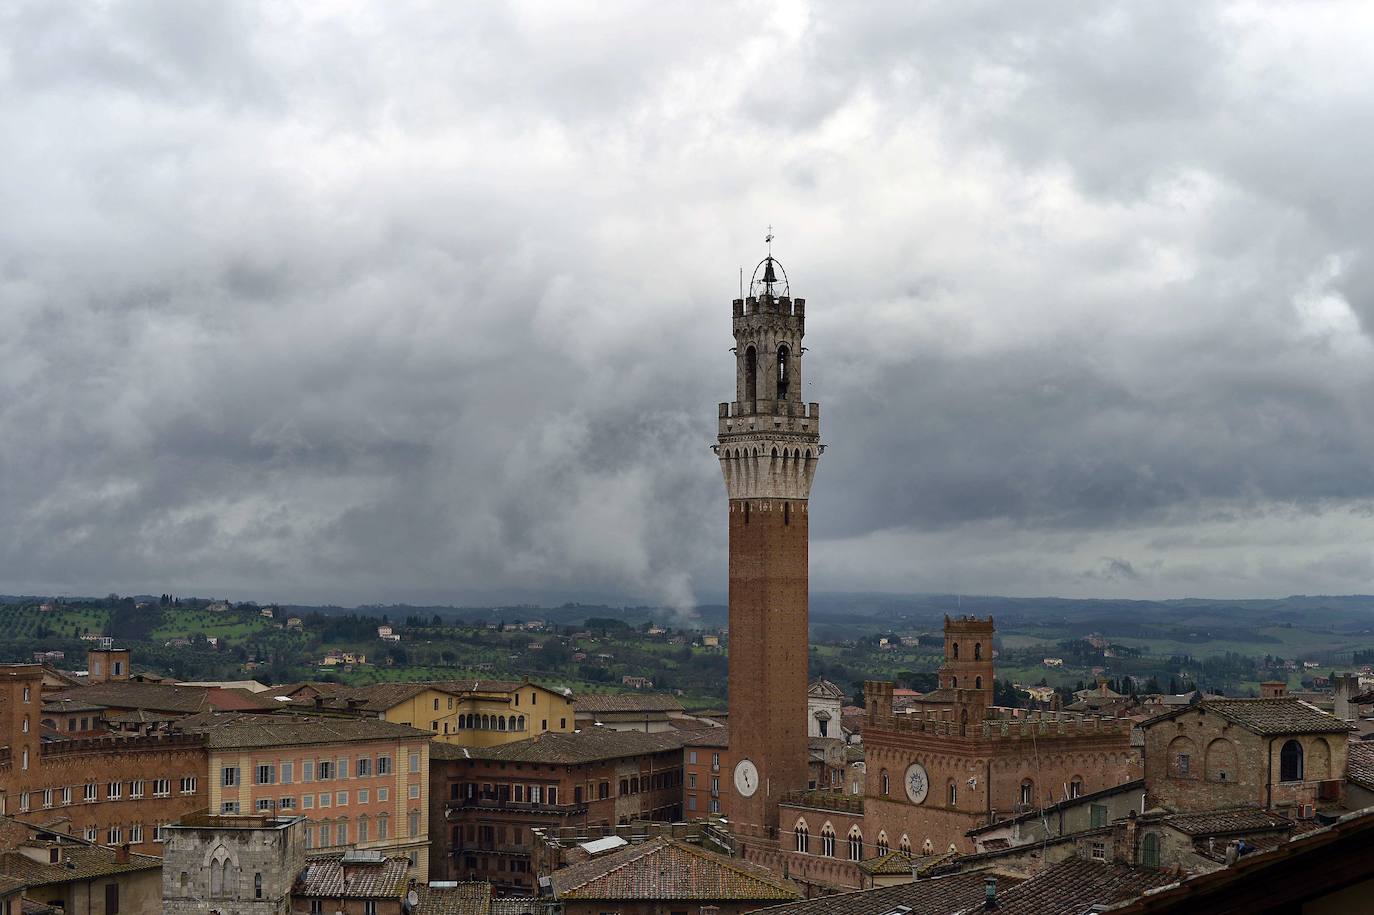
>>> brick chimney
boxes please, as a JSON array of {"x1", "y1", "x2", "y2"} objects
[
  {"x1": 1260, "y1": 681, "x2": 1288, "y2": 699},
  {"x1": 115, "y1": 843, "x2": 130, "y2": 864}
]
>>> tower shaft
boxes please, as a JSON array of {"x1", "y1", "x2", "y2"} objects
[{"x1": 716, "y1": 276, "x2": 821, "y2": 831}]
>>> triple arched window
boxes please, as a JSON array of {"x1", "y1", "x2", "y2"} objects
[
  {"x1": 821, "y1": 824, "x2": 836, "y2": 858},
  {"x1": 847, "y1": 827, "x2": 863, "y2": 861},
  {"x1": 793, "y1": 820, "x2": 809, "y2": 853}
]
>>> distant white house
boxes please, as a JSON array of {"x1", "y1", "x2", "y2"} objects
[
  {"x1": 1043, "y1": 658, "x2": 1064, "y2": 668},
  {"x1": 377, "y1": 625, "x2": 401, "y2": 642}
]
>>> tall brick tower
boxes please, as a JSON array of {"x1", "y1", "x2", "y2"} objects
[
  {"x1": 715, "y1": 243, "x2": 822, "y2": 830},
  {"x1": 938, "y1": 615, "x2": 995, "y2": 695}
]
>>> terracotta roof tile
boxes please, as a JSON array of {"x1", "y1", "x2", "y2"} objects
[
  {"x1": 0, "y1": 843, "x2": 159, "y2": 887},
  {"x1": 749, "y1": 870, "x2": 1010, "y2": 915},
  {"x1": 412, "y1": 882, "x2": 491, "y2": 915},
  {"x1": 1145, "y1": 698, "x2": 1351, "y2": 736},
  {"x1": 172, "y1": 711, "x2": 431, "y2": 748},
  {"x1": 1162, "y1": 807, "x2": 1294, "y2": 836},
  {"x1": 293, "y1": 853, "x2": 411, "y2": 899},
  {"x1": 458, "y1": 729, "x2": 684, "y2": 765},
  {"x1": 980, "y1": 857, "x2": 1175, "y2": 915},
  {"x1": 574, "y1": 693, "x2": 684, "y2": 714},
  {"x1": 551, "y1": 837, "x2": 799, "y2": 902},
  {"x1": 1347, "y1": 741, "x2": 1374, "y2": 790}
]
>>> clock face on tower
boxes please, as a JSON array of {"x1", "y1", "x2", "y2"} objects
[
  {"x1": 904, "y1": 763, "x2": 929, "y2": 805},
  {"x1": 734, "y1": 759, "x2": 759, "y2": 797}
]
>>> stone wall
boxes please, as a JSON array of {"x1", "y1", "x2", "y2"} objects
[{"x1": 162, "y1": 815, "x2": 305, "y2": 915}]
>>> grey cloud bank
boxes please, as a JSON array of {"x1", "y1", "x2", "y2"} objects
[{"x1": 2, "y1": 1, "x2": 1373, "y2": 607}]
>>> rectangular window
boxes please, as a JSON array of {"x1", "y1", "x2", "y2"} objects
[
  {"x1": 304, "y1": 826, "x2": 314, "y2": 849},
  {"x1": 104, "y1": 883, "x2": 118, "y2": 914},
  {"x1": 256, "y1": 764, "x2": 275, "y2": 785},
  {"x1": 688, "y1": 774, "x2": 697, "y2": 789},
  {"x1": 1178, "y1": 754, "x2": 1191, "y2": 777},
  {"x1": 84, "y1": 783, "x2": 97, "y2": 802},
  {"x1": 130, "y1": 780, "x2": 145, "y2": 799},
  {"x1": 320, "y1": 792, "x2": 331, "y2": 808},
  {"x1": 548, "y1": 786, "x2": 557, "y2": 805},
  {"x1": 365, "y1": 901, "x2": 378, "y2": 915},
  {"x1": 378, "y1": 787, "x2": 389, "y2": 802},
  {"x1": 280, "y1": 797, "x2": 295, "y2": 810},
  {"x1": 221, "y1": 801, "x2": 240, "y2": 814},
  {"x1": 378, "y1": 817, "x2": 389, "y2": 840},
  {"x1": 688, "y1": 795, "x2": 697, "y2": 811},
  {"x1": 303, "y1": 795, "x2": 314, "y2": 809},
  {"x1": 377, "y1": 756, "x2": 392, "y2": 776},
  {"x1": 409, "y1": 752, "x2": 421, "y2": 774},
  {"x1": 409, "y1": 785, "x2": 420, "y2": 800},
  {"x1": 154, "y1": 824, "x2": 168, "y2": 842},
  {"x1": 358, "y1": 788, "x2": 369, "y2": 804},
  {"x1": 222, "y1": 767, "x2": 239, "y2": 788},
  {"x1": 304, "y1": 760, "x2": 314, "y2": 782},
  {"x1": 358, "y1": 818, "x2": 369, "y2": 842},
  {"x1": 318, "y1": 761, "x2": 334, "y2": 781},
  {"x1": 337, "y1": 791, "x2": 347, "y2": 806},
  {"x1": 107, "y1": 782, "x2": 122, "y2": 800},
  {"x1": 356, "y1": 758, "x2": 372, "y2": 778},
  {"x1": 408, "y1": 812, "x2": 420, "y2": 837},
  {"x1": 282, "y1": 762, "x2": 294, "y2": 785},
  {"x1": 1090, "y1": 804, "x2": 1108, "y2": 828},
  {"x1": 530, "y1": 785, "x2": 542, "y2": 804},
  {"x1": 311, "y1": 901, "x2": 322, "y2": 915},
  {"x1": 688, "y1": 751, "x2": 698, "y2": 765},
  {"x1": 319, "y1": 823, "x2": 331, "y2": 846},
  {"x1": 180, "y1": 776, "x2": 197, "y2": 794},
  {"x1": 256, "y1": 799, "x2": 272, "y2": 812},
  {"x1": 1091, "y1": 841, "x2": 1106, "y2": 861},
  {"x1": 338, "y1": 757, "x2": 349, "y2": 779}
]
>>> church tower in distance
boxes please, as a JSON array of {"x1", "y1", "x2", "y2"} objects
[{"x1": 715, "y1": 245, "x2": 822, "y2": 831}]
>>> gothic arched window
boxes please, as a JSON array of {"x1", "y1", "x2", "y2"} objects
[
  {"x1": 744, "y1": 346, "x2": 758, "y2": 403},
  {"x1": 952, "y1": 642, "x2": 960, "y2": 660},
  {"x1": 821, "y1": 824, "x2": 836, "y2": 858},
  {"x1": 1281, "y1": 740, "x2": 1304, "y2": 782},
  {"x1": 794, "y1": 820, "x2": 809, "y2": 853},
  {"x1": 1141, "y1": 832, "x2": 1160, "y2": 868},
  {"x1": 974, "y1": 642, "x2": 982, "y2": 660},
  {"x1": 848, "y1": 827, "x2": 863, "y2": 861},
  {"x1": 776, "y1": 345, "x2": 790, "y2": 399},
  {"x1": 877, "y1": 831, "x2": 889, "y2": 855},
  {"x1": 975, "y1": 676, "x2": 983, "y2": 689}
]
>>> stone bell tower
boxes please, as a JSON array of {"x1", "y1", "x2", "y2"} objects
[{"x1": 714, "y1": 241, "x2": 822, "y2": 831}]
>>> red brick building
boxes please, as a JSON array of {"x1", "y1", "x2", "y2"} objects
[
  {"x1": 714, "y1": 250, "x2": 822, "y2": 836},
  {"x1": 0, "y1": 665, "x2": 208, "y2": 856},
  {"x1": 429, "y1": 729, "x2": 685, "y2": 893}
]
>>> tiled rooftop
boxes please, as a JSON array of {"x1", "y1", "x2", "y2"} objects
[
  {"x1": 1162, "y1": 806, "x2": 1294, "y2": 836},
  {"x1": 982, "y1": 857, "x2": 1175, "y2": 915},
  {"x1": 172, "y1": 710, "x2": 431, "y2": 748},
  {"x1": 0, "y1": 843, "x2": 160, "y2": 888},
  {"x1": 750, "y1": 871, "x2": 1015, "y2": 915},
  {"x1": 573, "y1": 693, "x2": 684, "y2": 713},
  {"x1": 1347, "y1": 741, "x2": 1374, "y2": 790},
  {"x1": 452, "y1": 729, "x2": 685, "y2": 765},
  {"x1": 412, "y1": 882, "x2": 492, "y2": 915},
  {"x1": 47, "y1": 682, "x2": 269, "y2": 715},
  {"x1": 1152, "y1": 698, "x2": 1352, "y2": 735},
  {"x1": 550, "y1": 836, "x2": 799, "y2": 902},
  {"x1": 293, "y1": 853, "x2": 411, "y2": 899}
]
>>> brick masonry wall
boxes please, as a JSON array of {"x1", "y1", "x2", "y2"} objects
[
  {"x1": 726, "y1": 497, "x2": 810, "y2": 832},
  {"x1": 1143, "y1": 709, "x2": 1348, "y2": 813}
]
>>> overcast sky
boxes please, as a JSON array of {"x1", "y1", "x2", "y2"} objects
[{"x1": 3, "y1": 1, "x2": 1373, "y2": 610}]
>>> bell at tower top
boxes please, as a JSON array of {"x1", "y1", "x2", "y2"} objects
[{"x1": 749, "y1": 228, "x2": 789, "y2": 298}]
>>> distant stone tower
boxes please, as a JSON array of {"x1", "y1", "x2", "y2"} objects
[
  {"x1": 715, "y1": 243, "x2": 822, "y2": 830},
  {"x1": 938, "y1": 615, "x2": 995, "y2": 696}
]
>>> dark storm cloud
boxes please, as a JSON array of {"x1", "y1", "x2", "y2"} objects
[{"x1": 2, "y1": 0, "x2": 1373, "y2": 606}]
